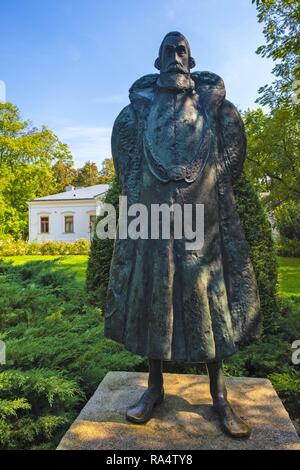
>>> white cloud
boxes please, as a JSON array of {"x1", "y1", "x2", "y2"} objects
[{"x1": 55, "y1": 126, "x2": 112, "y2": 168}]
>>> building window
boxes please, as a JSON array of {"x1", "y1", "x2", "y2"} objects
[
  {"x1": 89, "y1": 215, "x2": 96, "y2": 233},
  {"x1": 40, "y1": 216, "x2": 49, "y2": 234},
  {"x1": 65, "y1": 215, "x2": 74, "y2": 233}
]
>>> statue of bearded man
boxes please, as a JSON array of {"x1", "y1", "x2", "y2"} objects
[{"x1": 104, "y1": 31, "x2": 261, "y2": 438}]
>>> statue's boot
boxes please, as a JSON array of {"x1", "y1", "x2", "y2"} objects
[
  {"x1": 126, "y1": 385, "x2": 164, "y2": 424},
  {"x1": 213, "y1": 398, "x2": 251, "y2": 438},
  {"x1": 207, "y1": 361, "x2": 251, "y2": 439}
]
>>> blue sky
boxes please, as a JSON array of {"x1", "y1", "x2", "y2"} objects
[{"x1": 0, "y1": 0, "x2": 274, "y2": 167}]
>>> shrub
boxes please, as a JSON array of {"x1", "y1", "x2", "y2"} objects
[
  {"x1": 273, "y1": 202, "x2": 300, "y2": 258},
  {"x1": 274, "y1": 201, "x2": 300, "y2": 241},
  {"x1": 0, "y1": 370, "x2": 79, "y2": 449},
  {"x1": 269, "y1": 372, "x2": 300, "y2": 418},
  {"x1": 86, "y1": 177, "x2": 120, "y2": 306},
  {"x1": 0, "y1": 258, "x2": 144, "y2": 449},
  {"x1": 233, "y1": 174, "x2": 278, "y2": 333},
  {"x1": 0, "y1": 239, "x2": 90, "y2": 256},
  {"x1": 0, "y1": 369, "x2": 81, "y2": 449},
  {"x1": 276, "y1": 238, "x2": 300, "y2": 258}
]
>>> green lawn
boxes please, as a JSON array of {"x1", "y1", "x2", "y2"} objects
[
  {"x1": 5, "y1": 254, "x2": 300, "y2": 298},
  {"x1": 278, "y1": 256, "x2": 300, "y2": 299},
  {"x1": 4, "y1": 255, "x2": 88, "y2": 285}
]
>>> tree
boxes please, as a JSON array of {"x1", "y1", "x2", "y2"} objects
[
  {"x1": 252, "y1": 0, "x2": 300, "y2": 108},
  {"x1": 0, "y1": 102, "x2": 73, "y2": 239},
  {"x1": 52, "y1": 159, "x2": 77, "y2": 193},
  {"x1": 243, "y1": 105, "x2": 300, "y2": 208},
  {"x1": 98, "y1": 158, "x2": 115, "y2": 183},
  {"x1": 76, "y1": 161, "x2": 100, "y2": 187},
  {"x1": 248, "y1": 0, "x2": 300, "y2": 252}
]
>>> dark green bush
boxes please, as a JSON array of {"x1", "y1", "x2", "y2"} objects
[
  {"x1": 274, "y1": 202, "x2": 300, "y2": 258},
  {"x1": 86, "y1": 177, "x2": 120, "y2": 306},
  {"x1": 0, "y1": 258, "x2": 143, "y2": 449},
  {"x1": 0, "y1": 239, "x2": 90, "y2": 256},
  {"x1": 274, "y1": 202, "x2": 300, "y2": 241},
  {"x1": 276, "y1": 238, "x2": 300, "y2": 258},
  {"x1": 0, "y1": 368, "x2": 81, "y2": 449},
  {"x1": 233, "y1": 174, "x2": 278, "y2": 332},
  {"x1": 269, "y1": 372, "x2": 300, "y2": 418}
]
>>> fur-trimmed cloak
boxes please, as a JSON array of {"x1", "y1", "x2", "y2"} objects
[{"x1": 104, "y1": 71, "x2": 261, "y2": 362}]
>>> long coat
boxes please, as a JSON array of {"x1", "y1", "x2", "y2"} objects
[{"x1": 104, "y1": 71, "x2": 261, "y2": 363}]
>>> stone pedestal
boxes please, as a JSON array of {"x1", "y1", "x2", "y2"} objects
[{"x1": 57, "y1": 372, "x2": 300, "y2": 450}]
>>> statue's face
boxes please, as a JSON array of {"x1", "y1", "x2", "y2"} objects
[{"x1": 160, "y1": 35, "x2": 190, "y2": 75}]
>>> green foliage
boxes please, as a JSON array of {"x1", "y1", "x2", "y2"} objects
[
  {"x1": 0, "y1": 239, "x2": 90, "y2": 256},
  {"x1": 0, "y1": 101, "x2": 115, "y2": 241},
  {"x1": 0, "y1": 258, "x2": 143, "y2": 449},
  {"x1": 275, "y1": 201, "x2": 300, "y2": 240},
  {"x1": 1, "y1": 254, "x2": 299, "y2": 447},
  {"x1": 274, "y1": 202, "x2": 300, "y2": 257},
  {"x1": 0, "y1": 369, "x2": 79, "y2": 449},
  {"x1": 52, "y1": 158, "x2": 115, "y2": 191},
  {"x1": 98, "y1": 158, "x2": 115, "y2": 183},
  {"x1": 52, "y1": 159, "x2": 77, "y2": 193},
  {"x1": 277, "y1": 238, "x2": 300, "y2": 258},
  {"x1": 252, "y1": 0, "x2": 300, "y2": 107},
  {"x1": 0, "y1": 102, "x2": 73, "y2": 240},
  {"x1": 86, "y1": 177, "x2": 121, "y2": 306},
  {"x1": 269, "y1": 372, "x2": 300, "y2": 417},
  {"x1": 76, "y1": 161, "x2": 101, "y2": 187},
  {"x1": 224, "y1": 297, "x2": 300, "y2": 419},
  {"x1": 245, "y1": 2, "x2": 300, "y2": 224},
  {"x1": 243, "y1": 106, "x2": 300, "y2": 206},
  {"x1": 233, "y1": 174, "x2": 279, "y2": 332}
]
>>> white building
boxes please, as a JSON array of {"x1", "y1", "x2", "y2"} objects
[{"x1": 27, "y1": 184, "x2": 109, "y2": 242}]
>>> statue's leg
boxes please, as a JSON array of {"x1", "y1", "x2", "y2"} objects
[
  {"x1": 206, "y1": 361, "x2": 251, "y2": 438},
  {"x1": 126, "y1": 358, "x2": 164, "y2": 424}
]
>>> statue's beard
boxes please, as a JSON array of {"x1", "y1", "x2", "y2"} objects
[{"x1": 157, "y1": 71, "x2": 195, "y2": 93}]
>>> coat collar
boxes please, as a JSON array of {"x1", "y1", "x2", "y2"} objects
[{"x1": 129, "y1": 71, "x2": 226, "y2": 112}]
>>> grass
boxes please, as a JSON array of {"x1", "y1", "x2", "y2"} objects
[
  {"x1": 4, "y1": 255, "x2": 88, "y2": 285},
  {"x1": 278, "y1": 256, "x2": 300, "y2": 299},
  {"x1": 5, "y1": 254, "x2": 300, "y2": 296}
]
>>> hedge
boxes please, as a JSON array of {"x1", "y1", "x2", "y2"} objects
[
  {"x1": 86, "y1": 178, "x2": 120, "y2": 304},
  {"x1": 0, "y1": 239, "x2": 90, "y2": 256},
  {"x1": 233, "y1": 174, "x2": 278, "y2": 333}
]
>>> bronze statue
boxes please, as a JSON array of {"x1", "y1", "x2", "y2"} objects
[{"x1": 104, "y1": 32, "x2": 261, "y2": 438}]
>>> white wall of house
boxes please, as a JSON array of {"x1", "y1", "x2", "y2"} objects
[{"x1": 28, "y1": 199, "x2": 100, "y2": 242}]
